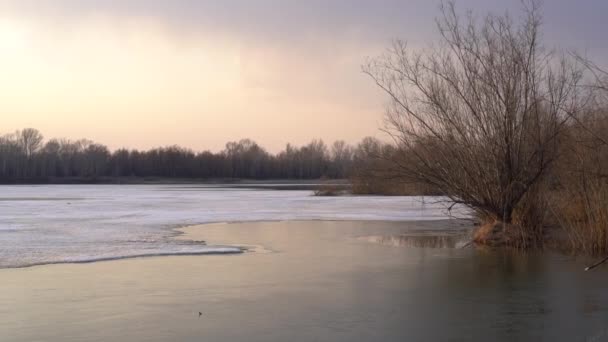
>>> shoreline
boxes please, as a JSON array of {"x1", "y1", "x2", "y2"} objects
[
  {"x1": 2, "y1": 185, "x2": 458, "y2": 270},
  {"x1": 4, "y1": 219, "x2": 470, "y2": 270},
  {"x1": 0, "y1": 177, "x2": 351, "y2": 187},
  {"x1": 1, "y1": 249, "x2": 245, "y2": 270}
]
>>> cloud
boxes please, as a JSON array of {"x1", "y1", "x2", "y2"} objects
[
  {"x1": 0, "y1": 0, "x2": 605, "y2": 151},
  {"x1": 0, "y1": 0, "x2": 446, "y2": 46},
  {"x1": 2, "y1": 0, "x2": 606, "y2": 49}
]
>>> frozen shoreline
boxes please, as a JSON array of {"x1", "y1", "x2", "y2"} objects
[{"x1": 0, "y1": 184, "x2": 468, "y2": 268}]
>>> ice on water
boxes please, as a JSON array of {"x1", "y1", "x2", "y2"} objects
[{"x1": 0, "y1": 185, "x2": 462, "y2": 268}]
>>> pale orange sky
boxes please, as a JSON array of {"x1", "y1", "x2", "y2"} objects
[
  {"x1": 0, "y1": 9, "x2": 389, "y2": 152},
  {"x1": 1, "y1": 0, "x2": 605, "y2": 152}
]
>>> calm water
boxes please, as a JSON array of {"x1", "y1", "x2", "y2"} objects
[{"x1": 2, "y1": 220, "x2": 607, "y2": 341}]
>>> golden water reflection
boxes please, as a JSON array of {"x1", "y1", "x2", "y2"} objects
[{"x1": 359, "y1": 232, "x2": 471, "y2": 248}]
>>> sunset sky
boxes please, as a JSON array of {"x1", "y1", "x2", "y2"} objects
[{"x1": 1, "y1": 0, "x2": 606, "y2": 152}]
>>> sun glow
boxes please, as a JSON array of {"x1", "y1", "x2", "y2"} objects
[
  {"x1": 0, "y1": 18, "x2": 245, "y2": 143},
  {"x1": 0, "y1": 14, "x2": 383, "y2": 152},
  {"x1": 0, "y1": 18, "x2": 30, "y2": 53}
]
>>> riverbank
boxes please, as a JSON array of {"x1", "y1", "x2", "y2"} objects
[{"x1": 0, "y1": 177, "x2": 350, "y2": 188}]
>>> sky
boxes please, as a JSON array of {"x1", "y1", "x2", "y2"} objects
[{"x1": 0, "y1": 0, "x2": 606, "y2": 152}]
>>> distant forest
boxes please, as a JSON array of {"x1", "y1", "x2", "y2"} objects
[{"x1": 0, "y1": 128, "x2": 384, "y2": 182}]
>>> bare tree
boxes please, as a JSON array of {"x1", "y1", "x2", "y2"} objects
[
  {"x1": 330, "y1": 140, "x2": 353, "y2": 178},
  {"x1": 576, "y1": 55, "x2": 608, "y2": 98},
  {"x1": 18, "y1": 128, "x2": 43, "y2": 158},
  {"x1": 363, "y1": 1, "x2": 584, "y2": 225}
]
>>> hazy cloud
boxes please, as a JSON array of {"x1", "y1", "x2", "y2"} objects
[{"x1": 0, "y1": 0, "x2": 606, "y2": 151}]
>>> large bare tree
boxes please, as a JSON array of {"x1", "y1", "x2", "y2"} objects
[{"x1": 364, "y1": 1, "x2": 584, "y2": 224}]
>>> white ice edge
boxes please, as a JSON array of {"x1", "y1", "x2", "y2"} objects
[{"x1": 0, "y1": 184, "x2": 470, "y2": 268}]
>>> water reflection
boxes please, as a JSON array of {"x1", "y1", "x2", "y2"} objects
[{"x1": 359, "y1": 232, "x2": 471, "y2": 248}]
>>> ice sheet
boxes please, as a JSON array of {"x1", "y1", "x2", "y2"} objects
[{"x1": 0, "y1": 184, "x2": 467, "y2": 268}]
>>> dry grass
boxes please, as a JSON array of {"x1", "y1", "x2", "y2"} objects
[
  {"x1": 545, "y1": 110, "x2": 608, "y2": 255},
  {"x1": 350, "y1": 176, "x2": 439, "y2": 196},
  {"x1": 549, "y1": 182, "x2": 608, "y2": 255}
]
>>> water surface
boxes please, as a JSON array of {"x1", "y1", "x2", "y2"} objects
[{"x1": 2, "y1": 220, "x2": 607, "y2": 341}]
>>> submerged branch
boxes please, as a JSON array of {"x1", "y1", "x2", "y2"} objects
[{"x1": 585, "y1": 255, "x2": 608, "y2": 271}]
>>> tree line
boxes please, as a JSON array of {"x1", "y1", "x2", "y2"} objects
[{"x1": 0, "y1": 128, "x2": 379, "y2": 182}]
